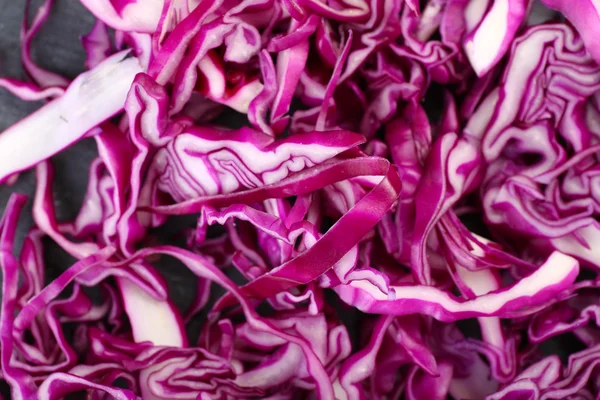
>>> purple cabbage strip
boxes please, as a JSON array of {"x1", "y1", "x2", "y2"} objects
[
  {"x1": 0, "y1": 51, "x2": 142, "y2": 184},
  {"x1": 463, "y1": 0, "x2": 528, "y2": 76},
  {"x1": 541, "y1": 0, "x2": 600, "y2": 65}
]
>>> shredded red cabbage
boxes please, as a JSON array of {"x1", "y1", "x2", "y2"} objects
[{"x1": 1, "y1": 1, "x2": 600, "y2": 399}]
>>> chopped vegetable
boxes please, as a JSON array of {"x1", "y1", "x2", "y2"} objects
[{"x1": 2, "y1": 1, "x2": 600, "y2": 399}]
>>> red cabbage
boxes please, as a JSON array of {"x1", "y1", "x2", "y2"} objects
[{"x1": 2, "y1": 0, "x2": 600, "y2": 399}]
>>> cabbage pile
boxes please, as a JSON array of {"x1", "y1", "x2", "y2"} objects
[{"x1": 2, "y1": 0, "x2": 600, "y2": 399}]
